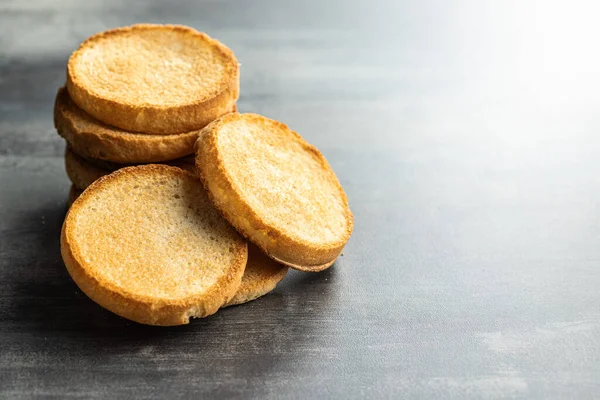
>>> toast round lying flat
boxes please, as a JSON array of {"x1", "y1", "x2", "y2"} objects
[
  {"x1": 223, "y1": 244, "x2": 288, "y2": 307},
  {"x1": 65, "y1": 185, "x2": 286, "y2": 308},
  {"x1": 65, "y1": 147, "x2": 196, "y2": 190},
  {"x1": 67, "y1": 24, "x2": 239, "y2": 134},
  {"x1": 55, "y1": 87, "x2": 237, "y2": 163},
  {"x1": 61, "y1": 165, "x2": 247, "y2": 325},
  {"x1": 195, "y1": 113, "x2": 353, "y2": 272}
]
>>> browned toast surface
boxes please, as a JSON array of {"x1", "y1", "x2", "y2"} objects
[
  {"x1": 61, "y1": 165, "x2": 247, "y2": 325},
  {"x1": 195, "y1": 113, "x2": 353, "y2": 271},
  {"x1": 67, "y1": 24, "x2": 239, "y2": 134}
]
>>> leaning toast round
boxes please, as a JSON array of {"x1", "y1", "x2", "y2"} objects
[
  {"x1": 195, "y1": 113, "x2": 353, "y2": 271},
  {"x1": 61, "y1": 165, "x2": 247, "y2": 325},
  {"x1": 224, "y1": 244, "x2": 288, "y2": 307},
  {"x1": 67, "y1": 24, "x2": 239, "y2": 134},
  {"x1": 54, "y1": 87, "x2": 236, "y2": 163}
]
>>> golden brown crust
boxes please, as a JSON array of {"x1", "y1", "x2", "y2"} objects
[
  {"x1": 66, "y1": 24, "x2": 239, "y2": 134},
  {"x1": 54, "y1": 87, "x2": 236, "y2": 163},
  {"x1": 223, "y1": 245, "x2": 288, "y2": 307},
  {"x1": 65, "y1": 147, "x2": 197, "y2": 190},
  {"x1": 61, "y1": 165, "x2": 247, "y2": 325},
  {"x1": 195, "y1": 113, "x2": 353, "y2": 272}
]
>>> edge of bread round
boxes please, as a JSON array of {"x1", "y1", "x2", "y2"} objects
[
  {"x1": 65, "y1": 147, "x2": 109, "y2": 190},
  {"x1": 269, "y1": 254, "x2": 337, "y2": 273},
  {"x1": 67, "y1": 184, "x2": 83, "y2": 207},
  {"x1": 66, "y1": 24, "x2": 239, "y2": 134},
  {"x1": 82, "y1": 153, "x2": 196, "y2": 173},
  {"x1": 195, "y1": 113, "x2": 353, "y2": 271},
  {"x1": 61, "y1": 165, "x2": 247, "y2": 325},
  {"x1": 54, "y1": 87, "x2": 236, "y2": 163},
  {"x1": 223, "y1": 245, "x2": 288, "y2": 307},
  {"x1": 65, "y1": 147, "x2": 197, "y2": 190}
]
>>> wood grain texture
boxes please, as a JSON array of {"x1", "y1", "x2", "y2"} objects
[{"x1": 1, "y1": 0, "x2": 600, "y2": 398}]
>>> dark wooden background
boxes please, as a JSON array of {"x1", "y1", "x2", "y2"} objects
[{"x1": 2, "y1": 0, "x2": 600, "y2": 398}]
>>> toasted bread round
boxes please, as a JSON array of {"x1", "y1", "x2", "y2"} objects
[
  {"x1": 61, "y1": 165, "x2": 247, "y2": 325},
  {"x1": 65, "y1": 147, "x2": 196, "y2": 190},
  {"x1": 67, "y1": 24, "x2": 239, "y2": 134},
  {"x1": 223, "y1": 244, "x2": 288, "y2": 307},
  {"x1": 67, "y1": 185, "x2": 83, "y2": 207},
  {"x1": 195, "y1": 113, "x2": 353, "y2": 271},
  {"x1": 55, "y1": 87, "x2": 237, "y2": 163}
]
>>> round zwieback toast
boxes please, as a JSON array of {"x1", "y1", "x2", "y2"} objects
[
  {"x1": 195, "y1": 113, "x2": 353, "y2": 272},
  {"x1": 66, "y1": 24, "x2": 239, "y2": 134},
  {"x1": 61, "y1": 165, "x2": 247, "y2": 325},
  {"x1": 54, "y1": 87, "x2": 237, "y2": 163},
  {"x1": 223, "y1": 244, "x2": 288, "y2": 307},
  {"x1": 65, "y1": 147, "x2": 197, "y2": 190}
]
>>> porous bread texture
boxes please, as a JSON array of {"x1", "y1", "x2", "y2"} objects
[
  {"x1": 67, "y1": 185, "x2": 286, "y2": 308},
  {"x1": 65, "y1": 147, "x2": 196, "y2": 190},
  {"x1": 61, "y1": 165, "x2": 247, "y2": 325},
  {"x1": 54, "y1": 87, "x2": 236, "y2": 163},
  {"x1": 67, "y1": 24, "x2": 239, "y2": 134},
  {"x1": 195, "y1": 113, "x2": 353, "y2": 271},
  {"x1": 223, "y1": 244, "x2": 288, "y2": 307}
]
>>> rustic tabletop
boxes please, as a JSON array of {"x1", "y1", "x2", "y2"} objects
[{"x1": 1, "y1": 0, "x2": 600, "y2": 398}]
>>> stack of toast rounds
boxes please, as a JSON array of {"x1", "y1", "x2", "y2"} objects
[{"x1": 57, "y1": 24, "x2": 353, "y2": 326}]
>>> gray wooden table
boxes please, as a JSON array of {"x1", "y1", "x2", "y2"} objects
[{"x1": 2, "y1": 0, "x2": 600, "y2": 398}]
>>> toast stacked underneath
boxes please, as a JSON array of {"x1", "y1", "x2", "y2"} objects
[{"x1": 59, "y1": 24, "x2": 353, "y2": 326}]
